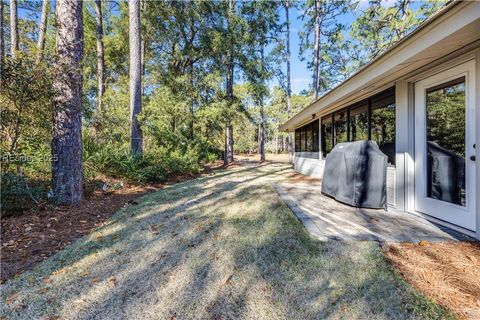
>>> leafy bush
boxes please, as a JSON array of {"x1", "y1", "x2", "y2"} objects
[{"x1": 0, "y1": 173, "x2": 48, "y2": 214}]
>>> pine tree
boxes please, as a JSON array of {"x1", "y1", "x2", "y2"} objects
[
  {"x1": 51, "y1": 0, "x2": 84, "y2": 204},
  {"x1": 36, "y1": 0, "x2": 49, "y2": 61},
  {"x1": 10, "y1": 0, "x2": 18, "y2": 59},
  {"x1": 129, "y1": 0, "x2": 143, "y2": 156},
  {"x1": 94, "y1": 0, "x2": 105, "y2": 110},
  {"x1": 224, "y1": 0, "x2": 235, "y2": 165}
]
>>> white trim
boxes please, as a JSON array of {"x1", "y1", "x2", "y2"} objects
[
  {"x1": 475, "y1": 48, "x2": 480, "y2": 239},
  {"x1": 407, "y1": 210, "x2": 477, "y2": 239},
  {"x1": 413, "y1": 60, "x2": 476, "y2": 231}
]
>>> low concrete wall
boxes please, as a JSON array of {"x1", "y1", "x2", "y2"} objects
[
  {"x1": 294, "y1": 156, "x2": 396, "y2": 207},
  {"x1": 293, "y1": 157, "x2": 325, "y2": 178}
]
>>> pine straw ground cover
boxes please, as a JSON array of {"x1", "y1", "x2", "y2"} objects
[
  {"x1": 384, "y1": 242, "x2": 480, "y2": 320},
  {"x1": 1, "y1": 163, "x2": 452, "y2": 319}
]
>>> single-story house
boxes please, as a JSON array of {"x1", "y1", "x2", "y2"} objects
[{"x1": 280, "y1": 0, "x2": 480, "y2": 239}]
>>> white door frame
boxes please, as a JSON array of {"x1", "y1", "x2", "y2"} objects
[{"x1": 414, "y1": 60, "x2": 476, "y2": 231}]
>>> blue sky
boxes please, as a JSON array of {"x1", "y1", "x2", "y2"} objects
[{"x1": 281, "y1": 0, "x2": 424, "y2": 94}]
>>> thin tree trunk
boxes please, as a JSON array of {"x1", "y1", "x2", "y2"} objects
[
  {"x1": 259, "y1": 41, "x2": 265, "y2": 162},
  {"x1": 51, "y1": 0, "x2": 84, "y2": 205},
  {"x1": 284, "y1": 0, "x2": 294, "y2": 163},
  {"x1": 1, "y1": 0, "x2": 4, "y2": 82},
  {"x1": 398, "y1": 0, "x2": 409, "y2": 39},
  {"x1": 312, "y1": 0, "x2": 321, "y2": 101},
  {"x1": 129, "y1": 0, "x2": 143, "y2": 156},
  {"x1": 94, "y1": 0, "x2": 105, "y2": 110},
  {"x1": 259, "y1": 104, "x2": 265, "y2": 162},
  {"x1": 189, "y1": 64, "x2": 194, "y2": 138},
  {"x1": 224, "y1": 0, "x2": 235, "y2": 165},
  {"x1": 10, "y1": 0, "x2": 18, "y2": 59},
  {"x1": 36, "y1": 0, "x2": 49, "y2": 61},
  {"x1": 275, "y1": 131, "x2": 278, "y2": 155}
]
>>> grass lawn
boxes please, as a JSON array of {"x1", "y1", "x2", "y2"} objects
[{"x1": 0, "y1": 162, "x2": 453, "y2": 319}]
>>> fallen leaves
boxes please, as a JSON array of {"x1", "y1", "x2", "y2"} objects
[
  {"x1": 79, "y1": 271, "x2": 90, "y2": 277},
  {"x1": 108, "y1": 276, "x2": 117, "y2": 287},
  {"x1": 5, "y1": 292, "x2": 19, "y2": 305},
  {"x1": 418, "y1": 240, "x2": 428, "y2": 246}
]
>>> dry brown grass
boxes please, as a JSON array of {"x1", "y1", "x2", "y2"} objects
[
  {"x1": 383, "y1": 242, "x2": 480, "y2": 320},
  {"x1": 1, "y1": 162, "x2": 453, "y2": 320}
]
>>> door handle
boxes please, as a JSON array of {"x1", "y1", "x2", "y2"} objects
[{"x1": 471, "y1": 155, "x2": 476, "y2": 161}]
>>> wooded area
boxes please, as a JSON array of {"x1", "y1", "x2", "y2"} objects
[{"x1": 0, "y1": 0, "x2": 446, "y2": 209}]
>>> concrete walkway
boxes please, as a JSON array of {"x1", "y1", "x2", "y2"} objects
[{"x1": 274, "y1": 182, "x2": 472, "y2": 243}]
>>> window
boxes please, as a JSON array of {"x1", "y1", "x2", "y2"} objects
[
  {"x1": 319, "y1": 87, "x2": 396, "y2": 165},
  {"x1": 294, "y1": 120, "x2": 319, "y2": 152},
  {"x1": 321, "y1": 116, "x2": 333, "y2": 155}
]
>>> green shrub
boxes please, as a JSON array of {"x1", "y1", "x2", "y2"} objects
[{"x1": 0, "y1": 173, "x2": 48, "y2": 214}]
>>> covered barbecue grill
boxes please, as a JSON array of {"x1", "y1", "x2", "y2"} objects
[{"x1": 321, "y1": 140, "x2": 388, "y2": 209}]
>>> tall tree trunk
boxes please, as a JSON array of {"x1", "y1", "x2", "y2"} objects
[
  {"x1": 51, "y1": 0, "x2": 84, "y2": 205},
  {"x1": 36, "y1": 0, "x2": 49, "y2": 61},
  {"x1": 312, "y1": 0, "x2": 321, "y2": 101},
  {"x1": 259, "y1": 103, "x2": 265, "y2": 162},
  {"x1": 224, "y1": 0, "x2": 235, "y2": 165},
  {"x1": 259, "y1": 41, "x2": 265, "y2": 162},
  {"x1": 189, "y1": 64, "x2": 195, "y2": 138},
  {"x1": 94, "y1": 0, "x2": 105, "y2": 110},
  {"x1": 284, "y1": 0, "x2": 293, "y2": 163},
  {"x1": 1, "y1": 0, "x2": 4, "y2": 82},
  {"x1": 10, "y1": 0, "x2": 18, "y2": 59},
  {"x1": 129, "y1": 0, "x2": 143, "y2": 156}
]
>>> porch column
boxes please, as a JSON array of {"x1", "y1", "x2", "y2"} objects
[{"x1": 394, "y1": 80, "x2": 410, "y2": 212}]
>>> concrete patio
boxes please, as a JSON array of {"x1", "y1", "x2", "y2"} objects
[{"x1": 274, "y1": 180, "x2": 473, "y2": 243}]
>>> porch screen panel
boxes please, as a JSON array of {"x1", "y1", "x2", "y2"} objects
[
  {"x1": 294, "y1": 120, "x2": 319, "y2": 153},
  {"x1": 334, "y1": 109, "x2": 348, "y2": 144},
  {"x1": 300, "y1": 127, "x2": 306, "y2": 151},
  {"x1": 319, "y1": 86, "x2": 396, "y2": 163},
  {"x1": 313, "y1": 120, "x2": 319, "y2": 152},
  {"x1": 349, "y1": 103, "x2": 369, "y2": 141},
  {"x1": 295, "y1": 131, "x2": 300, "y2": 152},
  {"x1": 371, "y1": 90, "x2": 395, "y2": 165},
  {"x1": 321, "y1": 116, "x2": 333, "y2": 155}
]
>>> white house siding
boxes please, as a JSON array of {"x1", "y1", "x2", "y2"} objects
[{"x1": 294, "y1": 156, "x2": 397, "y2": 207}]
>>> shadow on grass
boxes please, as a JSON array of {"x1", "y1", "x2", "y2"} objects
[{"x1": 0, "y1": 162, "x2": 452, "y2": 320}]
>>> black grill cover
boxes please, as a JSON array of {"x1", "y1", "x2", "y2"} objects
[
  {"x1": 321, "y1": 140, "x2": 387, "y2": 209},
  {"x1": 427, "y1": 142, "x2": 465, "y2": 205}
]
